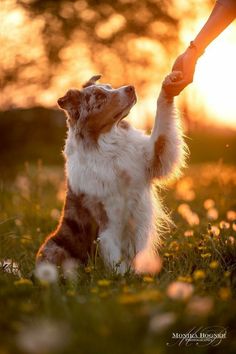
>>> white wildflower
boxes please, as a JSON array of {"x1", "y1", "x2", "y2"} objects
[
  {"x1": 203, "y1": 199, "x2": 215, "y2": 210},
  {"x1": 187, "y1": 296, "x2": 214, "y2": 316},
  {"x1": 134, "y1": 250, "x2": 162, "y2": 274},
  {"x1": 50, "y1": 208, "x2": 61, "y2": 221},
  {"x1": 167, "y1": 281, "x2": 194, "y2": 300},
  {"x1": 17, "y1": 319, "x2": 69, "y2": 354},
  {"x1": 149, "y1": 312, "x2": 176, "y2": 333},
  {"x1": 207, "y1": 208, "x2": 219, "y2": 221},
  {"x1": 34, "y1": 262, "x2": 58, "y2": 283}
]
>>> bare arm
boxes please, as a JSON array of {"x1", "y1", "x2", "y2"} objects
[
  {"x1": 164, "y1": 1, "x2": 236, "y2": 96},
  {"x1": 194, "y1": 1, "x2": 236, "y2": 53}
]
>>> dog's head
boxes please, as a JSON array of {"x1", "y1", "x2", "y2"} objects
[{"x1": 57, "y1": 75, "x2": 137, "y2": 143}]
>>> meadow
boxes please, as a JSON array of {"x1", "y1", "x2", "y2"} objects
[
  {"x1": 1, "y1": 0, "x2": 236, "y2": 352},
  {"x1": 1, "y1": 161, "x2": 236, "y2": 354}
]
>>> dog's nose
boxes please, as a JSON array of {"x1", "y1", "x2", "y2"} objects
[{"x1": 125, "y1": 85, "x2": 135, "y2": 95}]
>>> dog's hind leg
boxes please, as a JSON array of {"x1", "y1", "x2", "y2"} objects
[{"x1": 36, "y1": 239, "x2": 70, "y2": 265}]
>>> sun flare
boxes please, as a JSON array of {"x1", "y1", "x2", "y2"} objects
[{"x1": 184, "y1": 21, "x2": 236, "y2": 129}]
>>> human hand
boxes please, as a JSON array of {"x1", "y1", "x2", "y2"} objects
[{"x1": 163, "y1": 46, "x2": 199, "y2": 97}]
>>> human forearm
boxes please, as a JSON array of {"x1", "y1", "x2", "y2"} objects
[
  {"x1": 163, "y1": 0, "x2": 236, "y2": 96},
  {"x1": 193, "y1": 2, "x2": 236, "y2": 55}
]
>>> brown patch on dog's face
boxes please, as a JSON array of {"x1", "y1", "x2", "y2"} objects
[
  {"x1": 58, "y1": 75, "x2": 137, "y2": 145},
  {"x1": 57, "y1": 89, "x2": 83, "y2": 125},
  {"x1": 80, "y1": 83, "x2": 136, "y2": 144},
  {"x1": 80, "y1": 87, "x2": 123, "y2": 143}
]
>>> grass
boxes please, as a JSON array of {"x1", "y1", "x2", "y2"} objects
[{"x1": 0, "y1": 162, "x2": 236, "y2": 354}]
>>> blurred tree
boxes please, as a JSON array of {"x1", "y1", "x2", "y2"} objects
[
  {"x1": 17, "y1": 0, "x2": 177, "y2": 63},
  {"x1": 1, "y1": 0, "x2": 179, "y2": 107}
]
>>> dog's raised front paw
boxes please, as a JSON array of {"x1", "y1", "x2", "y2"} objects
[{"x1": 163, "y1": 71, "x2": 183, "y2": 86}]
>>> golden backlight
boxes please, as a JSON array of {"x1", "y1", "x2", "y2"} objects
[
  {"x1": 190, "y1": 24, "x2": 236, "y2": 129},
  {"x1": 1, "y1": 0, "x2": 236, "y2": 130},
  {"x1": 130, "y1": 25, "x2": 236, "y2": 131}
]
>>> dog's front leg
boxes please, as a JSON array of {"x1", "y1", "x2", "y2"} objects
[
  {"x1": 147, "y1": 72, "x2": 187, "y2": 180},
  {"x1": 99, "y1": 224, "x2": 127, "y2": 274}
]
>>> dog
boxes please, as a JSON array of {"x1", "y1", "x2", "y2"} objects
[{"x1": 36, "y1": 72, "x2": 187, "y2": 274}]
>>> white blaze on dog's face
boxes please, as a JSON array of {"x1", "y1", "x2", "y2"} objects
[{"x1": 57, "y1": 75, "x2": 137, "y2": 143}]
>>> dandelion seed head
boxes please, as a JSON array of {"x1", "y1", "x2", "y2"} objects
[
  {"x1": 15, "y1": 175, "x2": 30, "y2": 198},
  {"x1": 178, "y1": 204, "x2": 199, "y2": 226},
  {"x1": 207, "y1": 208, "x2": 219, "y2": 221},
  {"x1": 50, "y1": 208, "x2": 60, "y2": 221},
  {"x1": 211, "y1": 226, "x2": 220, "y2": 237},
  {"x1": 149, "y1": 312, "x2": 176, "y2": 333},
  {"x1": 34, "y1": 262, "x2": 58, "y2": 283},
  {"x1": 228, "y1": 236, "x2": 235, "y2": 245},
  {"x1": 15, "y1": 219, "x2": 22, "y2": 226},
  {"x1": 187, "y1": 296, "x2": 213, "y2": 316},
  {"x1": 184, "y1": 230, "x2": 194, "y2": 237},
  {"x1": 177, "y1": 203, "x2": 190, "y2": 216},
  {"x1": 204, "y1": 199, "x2": 215, "y2": 210},
  {"x1": 219, "y1": 221, "x2": 230, "y2": 229},
  {"x1": 226, "y1": 210, "x2": 236, "y2": 221},
  {"x1": 167, "y1": 281, "x2": 194, "y2": 300},
  {"x1": 134, "y1": 250, "x2": 162, "y2": 275},
  {"x1": 17, "y1": 319, "x2": 69, "y2": 354}
]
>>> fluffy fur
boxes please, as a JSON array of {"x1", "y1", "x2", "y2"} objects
[{"x1": 36, "y1": 72, "x2": 187, "y2": 274}]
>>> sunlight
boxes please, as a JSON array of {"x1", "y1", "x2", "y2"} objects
[
  {"x1": 1, "y1": 0, "x2": 236, "y2": 130},
  {"x1": 194, "y1": 25, "x2": 236, "y2": 128},
  {"x1": 177, "y1": 3, "x2": 236, "y2": 130}
]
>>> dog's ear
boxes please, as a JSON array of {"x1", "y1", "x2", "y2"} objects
[
  {"x1": 82, "y1": 74, "x2": 102, "y2": 88},
  {"x1": 57, "y1": 89, "x2": 82, "y2": 110}
]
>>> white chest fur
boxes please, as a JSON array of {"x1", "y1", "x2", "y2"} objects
[
  {"x1": 64, "y1": 125, "x2": 156, "y2": 262},
  {"x1": 64, "y1": 126, "x2": 149, "y2": 200}
]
